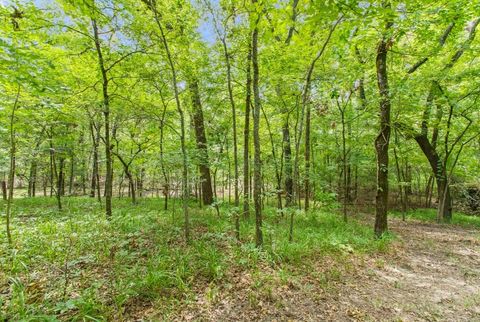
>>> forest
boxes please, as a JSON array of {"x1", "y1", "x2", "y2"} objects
[{"x1": 1, "y1": 0, "x2": 479, "y2": 320}]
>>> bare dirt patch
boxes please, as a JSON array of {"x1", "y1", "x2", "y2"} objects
[{"x1": 171, "y1": 218, "x2": 480, "y2": 321}]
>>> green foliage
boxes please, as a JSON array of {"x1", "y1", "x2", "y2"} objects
[
  {"x1": 1, "y1": 197, "x2": 389, "y2": 320},
  {"x1": 391, "y1": 208, "x2": 480, "y2": 228}
]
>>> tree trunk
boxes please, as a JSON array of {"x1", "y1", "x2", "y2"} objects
[
  {"x1": 304, "y1": 105, "x2": 311, "y2": 211},
  {"x1": 144, "y1": 1, "x2": 190, "y2": 241},
  {"x1": 89, "y1": 121, "x2": 99, "y2": 199},
  {"x1": 5, "y1": 87, "x2": 20, "y2": 245},
  {"x1": 1, "y1": 180, "x2": 7, "y2": 201},
  {"x1": 51, "y1": 150, "x2": 63, "y2": 211},
  {"x1": 283, "y1": 122, "x2": 294, "y2": 207},
  {"x1": 393, "y1": 147, "x2": 406, "y2": 220},
  {"x1": 158, "y1": 93, "x2": 170, "y2": 210},
  {"x1": 49, "y1": 133, "x2": 54, "y2": 197},
  {"x1": 92, "y1": 19, "x2": 112, "y2": 219},
  {"x1": 28, "y1": 160, "x2": 37, "y2": 197},
  {"x1": 128, "y1": 172, "x2": 136, "y2": 204},
  {"x1": 189, "y1": 80, "x2": 214, "y2": 205},
  {"x1": 252, "y1": 3, "x2": 263, "y2": 247},
  {"x1": 243, "y1": 46, "x2": 252, "y2": 219},
  {"x1": 339, "y1": 105, "x2": 348, "y2": 222},
  {"x1": 437, "y1": 176, "x2": 452, "y2": 222},
  {"x1": 68, "y1": 152, "x2": 74, "y2": 195},
  {"x1": 261, "y1": 105, "x2": 282, "y2": 210},
  {"x1": 413, "y1": 134, "x2": 452, "y2": 221},
  {"x1": 221, "y1": 34, "x2": 240, "y2": 213},
  {"x1": 374, "y1": 13, "x2": 392, "y2": 238}
]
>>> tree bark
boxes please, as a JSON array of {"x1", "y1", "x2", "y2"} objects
[
  {"x1": 89, "y1": 120, "x2": 100, "y2": 199},
  {"x1": 413, "y1": 134, "x2": 452, "y2": 221},
  {"x1": 283, "y1": 122, "x2": 294, "y2": 207},
  {"x1": 252, "y1": 0, "x2": 263, "y2": 247},
  {"x1": 68, "y1": 152, "x2": 74, "y2": 195},
  {"x1": 374, "y1": 11, "x2": 392, "y2": 238},
  {"x1": 243, "y1": 45, "x2": 252, "y2": 219},
  {"x1": 28, "y1": 161, "x2": 37, "y2": 197},
  {"x1": 92, "y1": 19, "x2": 113, "y2": 219},
  {"x1": 1, "y1": 180, "x2": 7, "y2": 201},
  {"x1": 189, "y1": 80, "x2": 214, "y2": 205},
  {"x1": 5, "y1": 86, "x2": 20, "y2": 245},
  {"x1": 304, "y1": 105, "x2": 311, "y2": 211},
  {"x1": 159, "y1": 93, "x2": 169, "y2": 210}
]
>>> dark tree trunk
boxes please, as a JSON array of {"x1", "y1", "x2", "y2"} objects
[
  {"x1": 89, "y1": 121, "x2": 100, "y2": 199},
  {"x1": 68, "y1": 152, "x2": 74, "y2": 195},
  {"x1": 51, "y1": 150, "x2": 63, "y2": 211},
  {"x1": 189, "y1": 80, "x2": 214, "y2": 205},
  {"x1": 92, "y1": 19, "x2": 112, "y2": 219},
  {"x1": 59, "y1": 157, "x2": 65, "y2": 197},
  {"x1": 413, "y1": 134, "x2": 452, "y2": 221},
  {"x1": 28, "y1": 161, "x2": 37, "y2": 197},
  {"x1": 5, "y1": 87, "x2": 19, "y2": 244},
  {"x1": 49, "y1": 134, "x2": 54, "y2": 197},
  {"x1": 252, "y1": 4, "x2": 263, "y2": 247},
  {"x1": 283, "y1": 122, "x2": 294, "y2": 207},
  {"x1": 374, "y1": 13, "x2": 392, "y2": 238},
  {"x1": 1, "y1": 180, "x2": 7, "y2": 201}
]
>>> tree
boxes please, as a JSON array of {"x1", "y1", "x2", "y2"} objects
[
  {"x1": 251, "y1": 0, "x2": 263, "y2": 247},
  {"x1": 374, "y1": 2, "x2": 393, "y2": 238}
]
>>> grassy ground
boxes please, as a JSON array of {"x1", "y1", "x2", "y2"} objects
[
  {"x1": 390, "y1": 208, "x2": 480, "y2": 228},
  {"x1": 1, "y1": 197, "x2": 390, "y2": 321}
]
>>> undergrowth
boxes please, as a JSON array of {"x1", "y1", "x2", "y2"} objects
[
  {"x1": 390, "y1": 208, "x2": 480, "y2": 228},
  {"x1": 1, "y1": 197, "x2": 390, "y2": 320}
]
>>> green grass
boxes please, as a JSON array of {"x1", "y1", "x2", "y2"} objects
[
  {"x1": 390, "y1": 208, "x2": 480, "y2": 228},
  {"x1": 1, "y1": 196, "x2": 389, "y2": 320}
]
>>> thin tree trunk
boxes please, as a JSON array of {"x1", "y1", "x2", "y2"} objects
[
  {"x1": 283, "y1": 121, "x2": 294, "y2": 207},
  {"x1": 92, "y1": 19, "x2": 112, "y2": 219},
  {"x1": 5, "y1": 86, "x2": 20, "y2": 245},
  {"x1": 89, "y1": 121, "x2": 99, "y2": 198},
  {"x1": 339, "y1": 104, "x2": 348, "y2": 222},
  {"x1": 243, "y1": 45, "x2": 252, "y2": 219},
  {"x1": 221, "y1": 34, "x2": 240, "y2": 212},
  {"x1": 304, "y1": 105, "x2": 311, "y2": 211},
  {"x1": 145, "y1": 2, "x2": 190, "y2": 241},
  {"x1": 261, "y1": 105, "x2": 282, "y2": 210},
  {"x1": 393, "y1": 147, "x2": 406, "y2": 220},
  {"x1": 28, "y1": 161, "x2": 37, "y2": 197},
  {"x1": 159, "y1": 94, "x2": 169, "y2": 211},
  {"x1": 68, "y1": 152, "x2": 74, "y2": 195}
]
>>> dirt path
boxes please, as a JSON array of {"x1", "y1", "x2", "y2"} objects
[
  {"x1": 174, "y1": 218, "x2": 480, "y2": 321},
  {"x1": 333, "y1": 219, "x2": 480, "y2": 321}
]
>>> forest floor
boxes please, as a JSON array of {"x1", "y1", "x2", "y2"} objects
[
  {"x1": 1, "y1": 198, "x2": 479, "y2": 321},
  {"x1": 176, "y1": 217, "x2": 480, "y2": 321}
]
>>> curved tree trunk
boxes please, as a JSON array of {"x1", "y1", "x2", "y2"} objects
[{"x1": 374, "y1": 10, "x2": 393, "y2": 238}]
